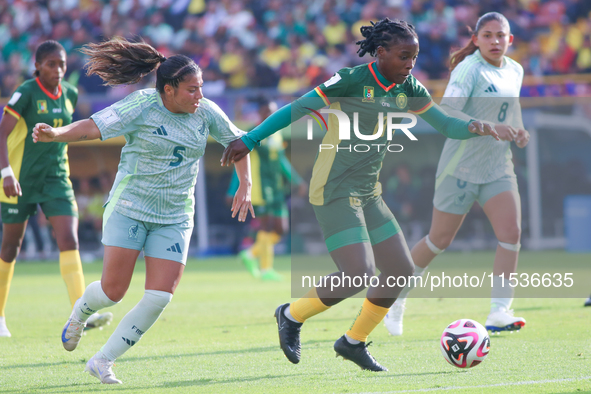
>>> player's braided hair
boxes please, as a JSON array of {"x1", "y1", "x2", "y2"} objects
[
  {"x1": 449, "y1": 12, "x2": 510, "y2": 71},
  {"x1": 80, "y1": 37, "x2": 200, "y2": 93},
  {"x1": 356, "y1": 18, "x2": 418, "y2": 58},
  {"x1": 34, "y1": 40, "x2": 66, "y2": 77}
]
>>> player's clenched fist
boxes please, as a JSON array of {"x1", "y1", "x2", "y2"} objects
[{"x1": 32, "y1": 123, "x2": 58, "y2": 143}]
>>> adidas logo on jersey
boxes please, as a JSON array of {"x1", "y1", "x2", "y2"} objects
[
  {"x1": 153, "y1": 126, "x2": 168, "y2": 136},
  {"x1": 484, "y1": 84, "x2": 498, "y2": 93},
  {"x1": 167, "y1": 243, "x2": 182, "y2": 253}
]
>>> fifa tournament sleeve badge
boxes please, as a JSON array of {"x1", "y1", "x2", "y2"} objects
[{"x1": 362, "y1": 86, "x2": 375, "y2": 102}]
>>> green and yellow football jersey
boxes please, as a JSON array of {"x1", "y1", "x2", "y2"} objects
[
  {"x1": 308, "y1": 61, "x2": 433, "y2": 205},
  {"x1": 242, "y1": 62, "x2": 479, "y2": 207},
  {"x1": 1, "y1": 77, "x2": 77, "y2": 203}
]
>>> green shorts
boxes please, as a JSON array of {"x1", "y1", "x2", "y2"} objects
[
  {"x1": 1, "y1": 175, "x2": 77, "y2": 223},
  {"x1": 254, "y1": 200, "x2": 288, "y2": 218},
  {"x1": 313, "y1": 195, "x2": 401, "y2": 252},
  {"x1": 433, "y1": 174, "x2": 519, "y2": 215},
  {"x1": 1, "y1": 197, "x2": 78, "y2": 224},
  {"x1": 102, "y1": 209, "x2": 194, "y2": 265}
]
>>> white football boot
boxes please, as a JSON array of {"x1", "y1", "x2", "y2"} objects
[
  {"x1": 0, "y1": 316, "x2": 11, "y2": 337},
  {"x1": 85, "y1": 352, "x2": 122, "y2": 384},
  {"x1": 61, "y1": 310, "x2": 86, "y2": 351},
  {"x1": 384, "y1": 300, "x2": 406, "y2": 336},
  {"x1": 485, "y1": 307, "x2": 525, "y2": 333}
]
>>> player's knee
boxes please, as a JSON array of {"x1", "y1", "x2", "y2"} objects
[
  {"x1": 381, "y1": 255, "x2": 414, "y2": 279},
  {"x1": 426, "y1": 233, "x2": 450, "y2": 253},
  {"x1": 56, "y1": 235, "x2": 79, "y2": 252},
  {"x1": 101, "y1": 283, "x2": 128, "y2": 303},
  {"x1": 497, "y1": 224, "x2": 521, "y2": 245},
  {"x1": 399, "y1": 259, "x2": 415, "y2": 279},
  {"x1": 346, "y1": 264, "x2": 375, "y2": 282},
  {"x1": 1, "y1": 240, "x2": 22, "y2": 262}
]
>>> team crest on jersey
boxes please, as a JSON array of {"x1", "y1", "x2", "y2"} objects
[
  {"x1": 395, "y1": 93, "x2": 408, "y2": 109},
  {"x1": 362, "y1": 86, "x2": 375, "y2": 102},
  {"x1": 37, "y1": 100, "x2": 48, "y2": 114}
]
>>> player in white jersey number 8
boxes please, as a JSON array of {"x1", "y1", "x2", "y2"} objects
[
  {"x1": 384, "y1": 12, "x2": 530, "y2": 337},
  {"x1": 33, "y1": 38, "x2": 254, "y2": 384}
]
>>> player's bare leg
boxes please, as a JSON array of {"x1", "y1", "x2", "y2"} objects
[{"x1": 483, "y1": 190, "x2": 525, "y2": 333}]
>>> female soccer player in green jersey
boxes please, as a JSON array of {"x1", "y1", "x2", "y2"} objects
[
  {"x1": 0, "y1": 40, "x2": 112, "y2": 338},
  {"x1": 384, "y1": 12, "x2": 530, "y2": 337},
  {"x1": 33, "y1": 38, "x2": 254, "y2": 384},
  {"x1": 221, "y1": 18, "x2": 506, "y2": 371}
]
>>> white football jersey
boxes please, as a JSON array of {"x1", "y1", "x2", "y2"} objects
[{"x1": 436, "y1": 50, "x2": 524, "y2": 184}]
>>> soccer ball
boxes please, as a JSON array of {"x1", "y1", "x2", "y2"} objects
[{"x1": 440, "y1": 319, "x2": 490, "y2": 368}]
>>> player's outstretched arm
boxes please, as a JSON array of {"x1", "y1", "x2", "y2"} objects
[
  {"x1": 440, "y1": 102, "x2": 515, "y2": 141},
  {"x1": 467, "y1": 120, "x2": 500, "y2": 140},
  {"x1": 221, "y1": 89, "x2": 325, "y2": 166},
  {"x1": 221, "y1": 138, "x2": 249, "y2": 167},
  {"x1": 420, "y1": 104, "x2": 500, "y2": 141},
  {"x1": 33, "y1": 119, "x2": 101, "y2": 143},
  {"x1": 232, "y1": 154, "x2": 254, "y2": 222}
]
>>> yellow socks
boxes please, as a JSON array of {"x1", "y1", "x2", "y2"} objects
[
  {"x1": 0, "y1": 258, "x2": 15, "y2": 316},
  {"x1": 346, "y1": 299, "x2": 389, "y2": 343},
  {"x1": 250, "y1": 231, "x2": 267, "y2": 259},
  {"x1": 260, "y1": 231, "x2": 281, "y2": 271},
  {"x1": 59, "y1": 250, "x2": 85, "y2": 308},
  {"x1": 289, "y1": 287, "x2": 330, "y2": 323}
]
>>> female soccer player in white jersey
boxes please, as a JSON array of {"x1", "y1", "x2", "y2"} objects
[
  {"x1": 384, "y1": 12, "x2": 530, "y2": 336},
  {"x1": 33, "y1": 38, "x2": 254, "y2": 384}
]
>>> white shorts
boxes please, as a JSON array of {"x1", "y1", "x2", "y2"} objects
[{"x1": 102, "y1": 209, "x2": 193, "y2": 265}]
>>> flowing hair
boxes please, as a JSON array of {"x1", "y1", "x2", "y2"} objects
[
  {"x1": 449, "y1": 12, "x2": 510, "y2": 71},
  {"x1": 80, "y1": 38, "x2": 200, "y2": 93}
]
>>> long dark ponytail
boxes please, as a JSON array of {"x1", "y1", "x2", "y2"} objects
[
  {"x1": 80, "y1": 38, "x2": 200, "y2": 93},
  {"x1": 449, "y1": 12, "x2": 510, "y2": 71}
]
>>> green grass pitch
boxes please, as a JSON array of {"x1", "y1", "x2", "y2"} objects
[{"x1": 0, "y1": 251, "x2": 590, "y2": 393}]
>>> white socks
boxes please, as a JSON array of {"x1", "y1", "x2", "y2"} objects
[
  {"x1": 101, "y1": 290, "x2": 172, "y2": 361},
  {"x1": 75, "y1": 281, "x2": 118, "y2": 322},
  {"x1": 284, "y1": 305, "x2": 299, "y2": 323},
  {"x1": 345, "y1": 333, "x2": 361, "y2": 345},
  {"x1": 491, "y1": 276, "x2": 514, "y2": 312}
]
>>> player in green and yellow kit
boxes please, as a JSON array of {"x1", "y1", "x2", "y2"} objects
[
  {"x1": 0, "y1": 41, "x2": 112, "y2": 337},
  {"x1": 222, "y1": 18, "x2": 504, "y2": 371},
  {"x1": 229, "y1": 98, "x2": 306, "y2": 281}
]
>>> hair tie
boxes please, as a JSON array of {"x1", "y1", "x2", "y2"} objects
[{"x1": 161, "y1": 56, "x2": 167, "y2": 62}]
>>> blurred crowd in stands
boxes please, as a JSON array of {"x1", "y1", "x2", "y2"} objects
[
  {"x1": 1, "y1": 0, "x2": 591, "y2": 257},
  {"x1": 1, "y1": 0, "x2": 591, "y2": 99}
]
